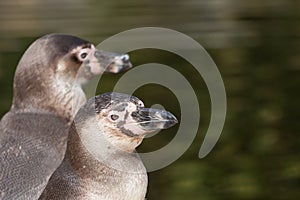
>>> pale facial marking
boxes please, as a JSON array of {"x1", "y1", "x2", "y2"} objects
[
  {"x1": 70, "y1": 44, "x2": 105, "y2": 75},
  {"x1": 102, "y1": 102, "x2": 148, "y2": 137},
  {"x1": 82, "y1": 45, "x2": 106, "y2": 75}
]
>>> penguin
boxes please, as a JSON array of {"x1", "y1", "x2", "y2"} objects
[
  {"x1": 0, "y1": 34, "x2": 132, "y2": 199},
  {"x1": 39, "y1": 92, "x2": 178, "y2": 200}
]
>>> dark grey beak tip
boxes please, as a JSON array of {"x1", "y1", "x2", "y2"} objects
[
  {"x1": 133, "y1": 107, "x2": 178, "y2": 132},
  {"x1": 93, "y1": 50, "x2": 133, "y2": 74},
  {"x1": 105, "y1": 54, "x2": 132, "y2": 74},
  {"x1": 122, "y1": 61, "x2": 132, "y2": 71},
  {"x1": 119, "y1": 54, "x2": 130, "y2": 62},
  {"x1": 164, "y1": 112, "x2": 178, "y2": 129}
]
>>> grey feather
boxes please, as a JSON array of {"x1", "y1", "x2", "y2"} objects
[
  {"x1": 39, "y1": 92, "x2": 178, "y2": 200},
  {"x1": 0, "y1": 35, "x2": 131, "y2": 200}
]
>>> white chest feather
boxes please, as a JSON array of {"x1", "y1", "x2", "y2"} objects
[{"x1": 80, "y1": 172, "x2": 148, "y2": 200}]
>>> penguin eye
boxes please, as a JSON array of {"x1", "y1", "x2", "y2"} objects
[
  {"x1": 80, "y1": 52, "x2": 88, "y2": 59},
  {"x1": 110, "y1": 114, "x2": 119, "y2": 121},
  {"x1": 78, "y1": 49, "x2": 90, "y2": 61},
  {"x1": 136, "y1": 101, "x2": 144, "y2": 108}
]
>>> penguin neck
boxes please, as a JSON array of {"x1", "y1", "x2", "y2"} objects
[
  {"x1": 65, "y1": 123, "x2": 146, "y2": 178},
  {"x1": 12, "y1": 75, "x2": 86, "y2": 123},
  {"x1": 49, "y1": 76, "x2": 87, "y2": 121}
]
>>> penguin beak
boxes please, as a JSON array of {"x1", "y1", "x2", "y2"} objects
[
  {"x1": 93, "y1": 50, "x2": 132, "y2": 74},
  {"x1": 131, "y1": 108, "x2": 178, "y2": 132}
]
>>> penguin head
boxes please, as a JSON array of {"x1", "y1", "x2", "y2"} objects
[
  {"x1": 53, "y1": 40, "x2": 131, "y2": 85},
  {"x1": 12, "y1": 34, "x2": 131, "y2": 115},
  {"x1": 43, "y1": 34, "x2": 132, "y2": 84},
  {"x1": 15, "y1": 34, "x2": 131, "y2": 85},
  {"x1": 76, "y1": 92, "x2": 178, "y2": 152}
]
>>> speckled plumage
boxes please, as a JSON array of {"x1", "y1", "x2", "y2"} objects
[
  {"x1": 0, "y1": 34, "x2": 131, "y2": 199},
  {"x1": 39, "y1": 92, "x2": 178, "y2": 200}
]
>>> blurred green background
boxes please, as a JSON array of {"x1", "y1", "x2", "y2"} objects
[{"x1": 1, "y1": 0, "x2": 300, "y2": 199}]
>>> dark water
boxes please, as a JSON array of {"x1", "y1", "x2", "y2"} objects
[{"x1": 1, "y1": 0, "x2": 300, "y2": 199}]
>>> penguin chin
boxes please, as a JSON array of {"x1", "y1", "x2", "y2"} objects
[
  {"x1": 74, "y1": 64, "x2": 100, "y2": 85},
  {"x1": 88, "y1": 64, "x2": 105, "y2": 75}
]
